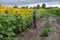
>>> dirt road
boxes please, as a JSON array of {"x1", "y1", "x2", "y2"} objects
[
  {"x1": 16, "y1": 17, "x2": 47, "y2": 40},
  {"x1": 16, "y1": 16, "x2": 60, "y2": 40}
]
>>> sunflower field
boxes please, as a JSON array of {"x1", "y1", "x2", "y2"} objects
[{"x1": 0, "y1": 6, "x2": 46, "y2": 40}]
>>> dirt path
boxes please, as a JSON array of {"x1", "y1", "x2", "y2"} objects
[
  {"x1": 40, "y1": 17, "x2": 60, "y2": 40},
  {"x1": 16, "y1": 16, "x2": 60, "y2": 40},
  {"x1": 46, "y1": 21, "x2": 60, "y2": 40},
  {"x1": 16, "y1": 17, "x2": 47, "y2": 40}
]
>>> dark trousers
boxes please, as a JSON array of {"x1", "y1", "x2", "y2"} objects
[{"x1": 33, "y1": 16, "x2": 36, "y2": 28}]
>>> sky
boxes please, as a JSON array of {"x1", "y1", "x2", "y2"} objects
[{"x1": 0, "y1": 0, "x2": 59, "y2": 7}]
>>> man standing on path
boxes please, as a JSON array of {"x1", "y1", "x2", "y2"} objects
[{"x1": 33, "y1": 8, "x2": 37, "y2": 28}]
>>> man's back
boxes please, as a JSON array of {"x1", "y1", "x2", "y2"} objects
[{"x1": 33, "y1": 9, "x2": 37, "y2": 17}]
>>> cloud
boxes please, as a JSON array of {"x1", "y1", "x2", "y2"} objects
[{"x1": 0, "y1": 0, "x2": 59, "y2": 5}]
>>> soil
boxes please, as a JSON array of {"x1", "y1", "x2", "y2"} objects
[{"x1": 15, "y1": 16, "x2": 60, "y2": 40}]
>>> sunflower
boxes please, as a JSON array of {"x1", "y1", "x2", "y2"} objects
[
  {"x1": 2, "y1": 9, "x2": 10, "y2": 14},
  {"x1": 13, "y1": 8, "x2": 20, "y2": 14}
]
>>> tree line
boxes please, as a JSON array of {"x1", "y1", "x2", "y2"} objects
[{"x1": 0, "y1": 3, "x2": 58, "y2": 9}]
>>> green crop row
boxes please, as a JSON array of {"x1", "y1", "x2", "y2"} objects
[
  {"x1": 0, "y1": 13, "x2": 31, "y2": 40},
  {"x1": 0, "y1": 9, "x2": 46, "y2": 40},
  {"x1": 46, "y1": 9, "x2": 60, "y2": 17},
  {"x1": 41, "y1": 23, "x2": 50, "y2": 37}
]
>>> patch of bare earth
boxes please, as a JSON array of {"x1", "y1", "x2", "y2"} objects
[
  {"x1": 40, "y1": 17, "x2": 60, "y2": 40},
  {"x1": 46, "y1": 21, "x2": 60, "y2": 40},
  {"x1": 15, "y1": 16, "x2": 60, "y2": 40},
  {"x1": 15, "y1": 17, "x2": 47, "y2": 40}
]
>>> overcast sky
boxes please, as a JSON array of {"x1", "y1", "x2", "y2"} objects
[{"x1": 0, "y1": 0, "x2": 59, "y2": 7}]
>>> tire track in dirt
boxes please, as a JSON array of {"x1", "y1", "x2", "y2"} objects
[
  {"x1": 48, "y1": 22, "x2": 60, "y2": 40},
  {"x1": 41, "y1": 18, "x2": 60, "y2": 40},
  {"x1": 30, "y1": 17, "x2": 47, "y2": 40},
  {"x1": 47, "y1": 22, "x2": 59, "y2": 40},
  {"x1": 37, "y1": 17, "x2": 60, "y2": 40},
  {"x1": 16, "y1": 17, "x2": 47, "y2": 40}
]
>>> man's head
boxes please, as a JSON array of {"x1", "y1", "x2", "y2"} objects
[{"x1": 34, "y1": 6, "x2": 37, "y2": 9}]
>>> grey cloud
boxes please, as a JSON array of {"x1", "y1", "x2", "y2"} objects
[{"x1": 0, "y1": 0, "x2": 59, "y2": 5}]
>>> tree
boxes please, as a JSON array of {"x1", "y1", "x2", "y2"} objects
[
  {"x1": 21, "y1": 6, "x2": 26, "y2": 8},
  {"x1": 13, "y1": 5, "x2": 18, "y2": 8},
  {"x1": 26, "y1": 6, "x2": 28, "y2": 8},
  {"x1": 42, "y1": 3, "x2": 46, "y2": 9},
  {"x1": 21, "y1": 6, "x2": 28, "y2": 8},
  {"x1": 37, "y1": 4, "x2": 40, "y2": 9},
  {"x1": 0, "y1": 4, "x2": 1, "y2": 6},
  {"x1": 30, "y1": 7, "x2": 33, "y2": 9}
]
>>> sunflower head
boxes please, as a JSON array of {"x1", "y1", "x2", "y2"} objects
[
  {"x1": 3, "y1": 9, "x2": 9, "y2": 14},
  {"x1": 13, "y1": 8, "x2": 20, "y2": 14},
  {"x1": 15, "y1": 10, "x2": 18, "y2": 13}
]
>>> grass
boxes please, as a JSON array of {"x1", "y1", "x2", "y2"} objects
[{"x1": 41, "y1": 23, "x2": 50, "y2": 37}]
